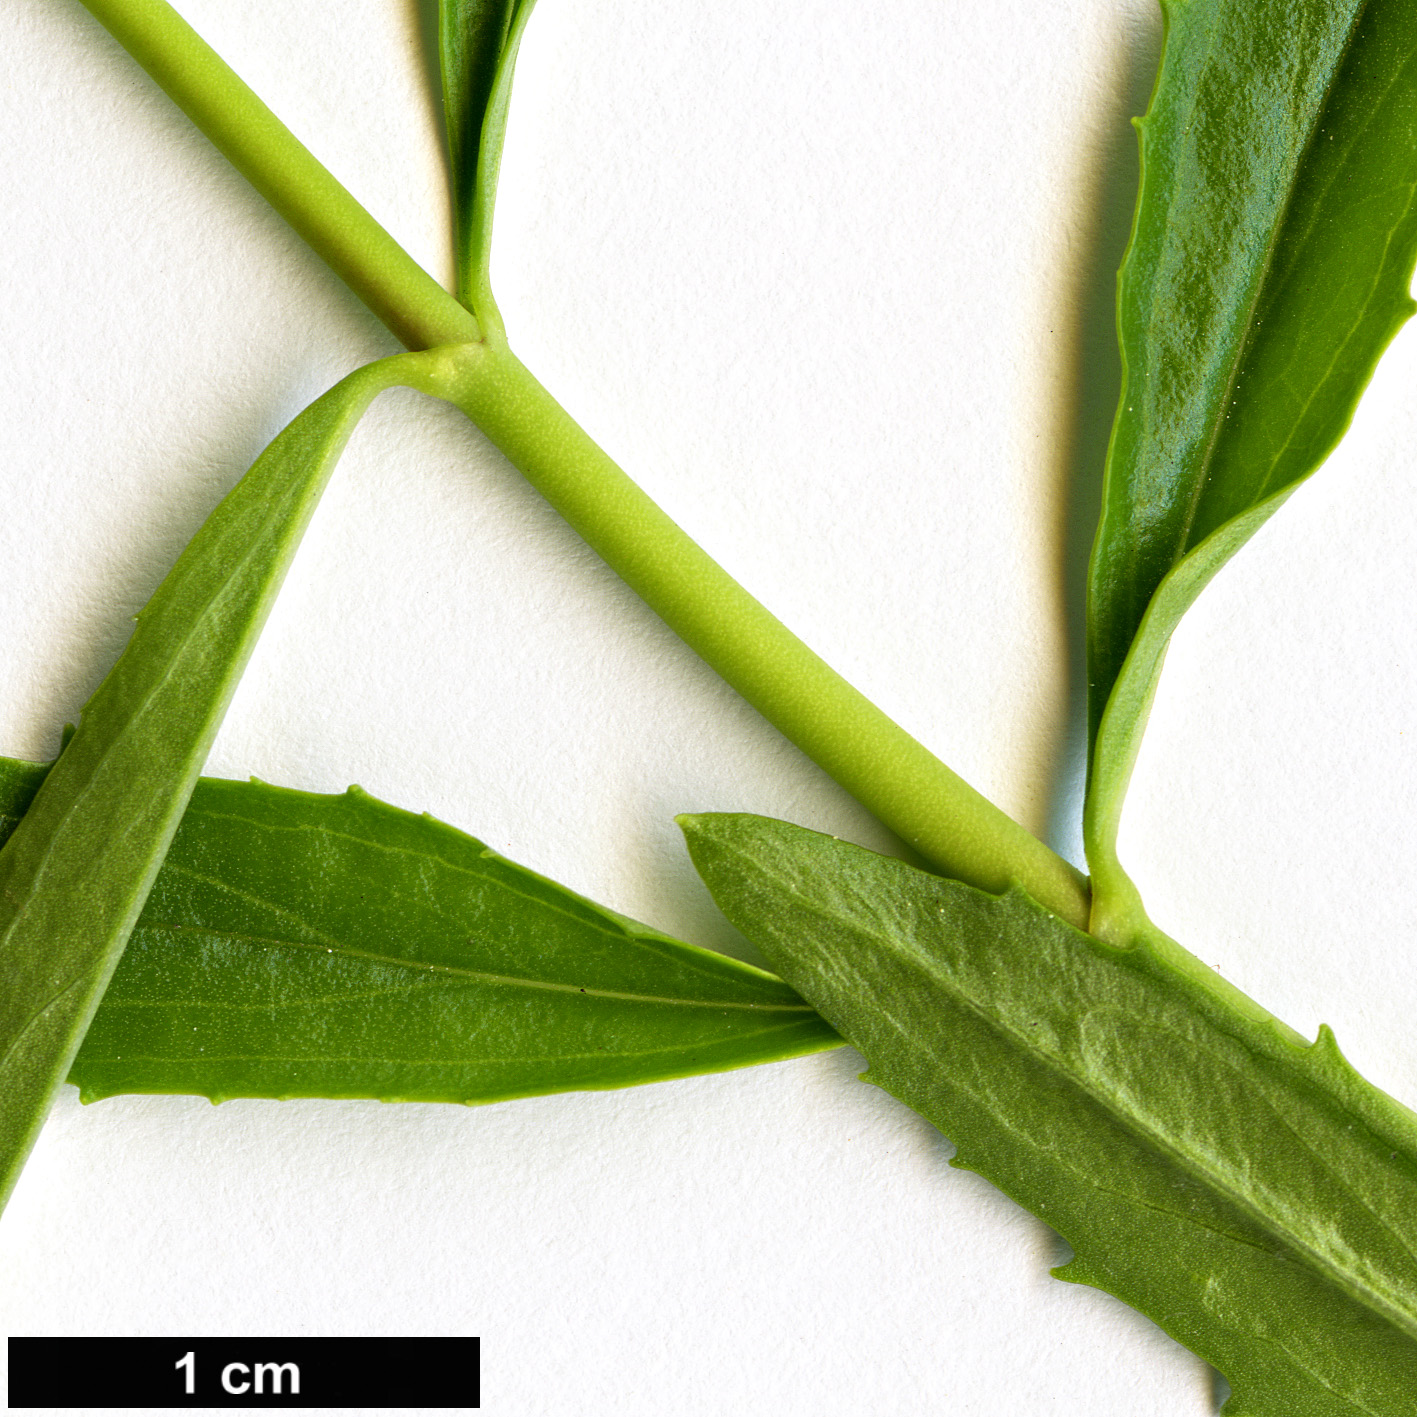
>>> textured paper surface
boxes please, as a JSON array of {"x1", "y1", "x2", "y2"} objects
[{"x1": 2, "y1": 0, "x2": 1415, "y2": 1412}]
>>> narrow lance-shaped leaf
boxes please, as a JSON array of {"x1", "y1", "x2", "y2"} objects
[
  {"x1": 1085, "y1": 0, "x2": 1417, "y2": 932},
  {"x1": 0, "y1": 348, "x2": 459, "y2": 1211},
  {"x1": 439, "y1": 0, "x2": 538, "y2": 329},
  {"x1": 0, "y1": 758, "x2": 837, "y2": 1103},
  {"x1": 682, "y1": 812, "x2": 1417, "y2": 1417}
]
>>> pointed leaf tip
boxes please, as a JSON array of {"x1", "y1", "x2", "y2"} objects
[{"x1": 39, "y1": 770, "x2": 840, "y2": 1105}]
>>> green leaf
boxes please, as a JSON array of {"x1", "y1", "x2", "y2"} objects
[
  {"x1": 0, "y1": 758, "x2": 835, "y2": 1104},
  {"x1": 1085, "y1": 0, "x2": 1417, "y2": 931},
  {"x1": 0, "y1": 349, "x2": 458, "y2": 1211},
  {"x1": 439, "y1": 0, "x2": 538, "y2": 329},
  {"x1": 681, "y1": 811, "x2": 1417, "y2": 1417}
]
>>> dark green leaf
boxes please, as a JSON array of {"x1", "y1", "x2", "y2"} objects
[
  {"x1": 0, "y1": 758, "x2": 836, "y2": 1103},
  {"x1": 1085, "y1": 0, "x2": 1417, "y2": 923},
  {"x1": 681, "y1": 811, "x2": 1417, "y2": 1416},
  {"x1": 439, "y1": 0, "x2": 537, "y2": 325},
  {"x1": 0, "y1": 349, "x2": 469, "y2": 1210}
]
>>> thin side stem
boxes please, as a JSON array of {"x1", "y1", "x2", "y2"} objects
[{"x1": 79, "y1": 0, "x2": 480, "y2": 351}]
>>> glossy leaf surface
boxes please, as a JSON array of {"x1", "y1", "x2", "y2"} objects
[
  {"x1": 0, "y1": 355, "x2": 434, "y2": 1210},
  {"x1": 682, "y1": 812, "x2": 1417, "y2": 1416},
  {"x1": 439, "y1": 0, "x2": 537, "y2": 326},
  {"x1": 0, "y1": 760, "x2": 835, "y2": 1103},
  {"x1": 1085, "y1": 0, "x2": 1417, "y2": 922}
]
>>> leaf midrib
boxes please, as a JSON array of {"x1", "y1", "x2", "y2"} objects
[
  {"x1": 0, "y1": 468, "x2": 312, "y2": 974},
  {"x1": 123, "y1": 919, "x2": 815, "y2": 1014},
  {"x1": 78, "y1": 1030, "x2": 810, "y2": 1069}
]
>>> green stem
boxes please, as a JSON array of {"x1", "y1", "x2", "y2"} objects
[
  {"x1": 78, "y1": 0, "x2": 1091, "y2": 930},
  {"x1": 79, "y1": 0, "x2": 479, "y2": 351},
  {"x1": 450, "y1": 344, "x2": 1088, "y2": 923}
]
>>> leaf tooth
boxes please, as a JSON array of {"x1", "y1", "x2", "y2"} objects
[
  {"x1": 1049, "y1": 1254, "x2": 1104, "y2": 1289},
  {"x1": 1310, "y1": 1022, "x2": 1347, "y2": 1068},
  {"x1": 1302, "y1": 1022, "x2": 1381, "y2": 1100}
]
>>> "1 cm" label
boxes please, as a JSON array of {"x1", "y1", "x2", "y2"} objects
[{"x1": 175, "y1": 1349, "x2": 301, "y2": 1397}]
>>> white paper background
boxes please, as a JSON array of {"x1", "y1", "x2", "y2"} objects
[{"x1": 2, "y1": 0, "x2": 1416, "y2": 1412}]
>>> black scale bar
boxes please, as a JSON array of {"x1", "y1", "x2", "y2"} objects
[{"x1": 7, "y1": 1337, "x2": 479, "y2": 1409}]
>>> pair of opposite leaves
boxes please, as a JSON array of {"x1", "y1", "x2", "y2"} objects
[{"x1": 10, "y1": 0, "x2": 1417, "y2": 1413}]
